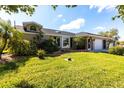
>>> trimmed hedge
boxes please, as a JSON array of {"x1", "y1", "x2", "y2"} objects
[{"x1": 109, "y1": 46, "x2": 124, "y2": 55}]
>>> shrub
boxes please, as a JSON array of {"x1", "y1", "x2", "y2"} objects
[
  {"x1": 10, "y1": 40, "x2": 37, "y2": 56},
  {"x1": 29, "y1": 40, "x2": 37, "y2": 55},
  {"x1": 109, "y1": 46, "x2": 124, "y2": 55},
  {"x1": 10, "y1": 40, "x2": 30, "y2": 56},
  {"x1": 37, "y1": 49, "x2": 46, "y2": 59},
  {"x1": 32, "y1": 33, "x2": 60, "y2": 53},
  {"x1": 73, "y1": 37, "x2": 86, "y2": 49},
  {"x1": 39, "y1": 38, "x2": 60, "y2": 53}
]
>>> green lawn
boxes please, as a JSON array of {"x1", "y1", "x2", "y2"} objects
[{"x1": 0, "y1": 52, "x2": 124, "y2": 88}]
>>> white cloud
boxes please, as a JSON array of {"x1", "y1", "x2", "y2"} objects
[
  {"x1": 57, "y1": 14, "x2": 63, "y2": 18},
  {"x1": 89, "y1": 5, "x2": 115, "y2": 13},
  {"x1": 63, "y1": 19, "x2": 66, "y2": 22},
  {"x1": 59, "y1": 18, "x2": 85, "y2": 30},
  {"x1": 94, "y1": 26, "x2": 106, "y2": 31}
]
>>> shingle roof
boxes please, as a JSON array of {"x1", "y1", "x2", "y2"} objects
[
  {"x1": 76, "y1": 32, "x2": 110, "y2": 39},
  {"x1": 15, "y1": 24, "x2": 110, "y2": 39},
  {"x1": 58, "y1": 31, "x2": 75, "y2": 36},
  {"x1": 42, "y1": 28, "x2": 61, "y2": 36}
]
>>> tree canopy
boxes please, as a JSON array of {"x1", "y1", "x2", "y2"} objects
[
  {"x1": 113, "y1": 5, "x2": 124, "y2": 22},
  {"x1": 98, "y1": 28, "x2": 119, "y2": 39},
  {"x1": 0, "y1": 19, "x2": 24, "y2": 59},
  {"x1": 51, "y1": 5, "x2": 77, "y2": 10},
  {"x1": 98, "y1": 28, "x2": 120, "y2": 47},
  {"x1": 0, "y1": 5, "x2": 37, "y2": 16}
]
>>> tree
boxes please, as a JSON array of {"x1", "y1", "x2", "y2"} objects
[
  {"x1": 0, "y1": 5, "x2": 76, "y2": 15},
  {"x1": 0, "y1": 5, "x2": 36, "y2": 16},
  {"x1": 33, "y1": 32, "x2": 43, "y2": 48},
  {"x1": 98, "y1": 28, "x2": 119, "y2": 48},
  {"x1": 113, "y1": 5, "x2": 124, "y2": 22},
  {"x1": 0, "y1": 19, "x2": 14, "y2": 59}
]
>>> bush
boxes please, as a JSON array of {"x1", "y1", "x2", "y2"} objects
[
  {"x1": 10, "y1": 40, "x2": 37, "y2": 56},
  {"x1": 29, "y1": 40, "x2": 37, "y2": 55},
  {"x1": 109, "y1": 46, "x2": 124, "y2": 55},
  {"x1": 73, "y1": 37, "x2": 86, "y2": 49},
  {"x1": 10, "y1": 40, "x2": 30, "y2": 56},
  {"x1": 39, "y1": 38, "x2": 60, "y2": 53},
  {"x1": 37, "y1": 49, "x2": 46, "y2": 59}
]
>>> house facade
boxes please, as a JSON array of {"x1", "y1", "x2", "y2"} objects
[{"x1": 15, "y1": 21, "x2": 112, "y2": 51}]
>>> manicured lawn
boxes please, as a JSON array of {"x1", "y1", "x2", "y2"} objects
[{"x1": 0, "y1": 52, "x2": 124, "y2": 88}]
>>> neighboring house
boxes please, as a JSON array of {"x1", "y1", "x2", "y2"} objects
[{"x1": 15, "y1": 21, "x2": 112, "y2": 51}]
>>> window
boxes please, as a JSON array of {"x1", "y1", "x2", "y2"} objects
[
  {"x1": 63, "y1": 37, "x2": 70, "y2": 48},
  {"x1": 30, "y1": 25, "x2": 36, "y2": 31}
]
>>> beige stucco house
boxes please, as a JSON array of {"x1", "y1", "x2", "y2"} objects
[{"x1": 15, "y1": 21, "x2": 112, "y2": 51}]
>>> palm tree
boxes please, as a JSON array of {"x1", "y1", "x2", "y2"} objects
[{"x1": 0, "y1": 19, "x2": 13, "y2": 59}]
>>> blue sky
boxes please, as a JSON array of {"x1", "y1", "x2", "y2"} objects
[{"x1": 0, "y1": 5, "x2": 124, "y2": 40}]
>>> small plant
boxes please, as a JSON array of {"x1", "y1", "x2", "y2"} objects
[
  {"x1": 109, "y1": 46, "x2": 124, "y2": 55},
  {"x1": 37, "y1": 49, "x2": 46, "y2": 59}
]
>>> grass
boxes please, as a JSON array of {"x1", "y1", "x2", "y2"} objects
[{"x1": 0, "y1": 52, "x2": 124, "y2": 88}]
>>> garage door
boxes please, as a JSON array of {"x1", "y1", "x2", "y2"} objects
[{"x1": 94, "y1": 39, "x2": 103, "y2": 51}]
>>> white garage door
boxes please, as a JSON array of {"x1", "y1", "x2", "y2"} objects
[{"x1": 94, "y1": 39, "x2": 103, "y2": 51}]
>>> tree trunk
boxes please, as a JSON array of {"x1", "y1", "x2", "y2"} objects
[{"x1": 0, "y1": 38, "x2": 7, "y2": 59}]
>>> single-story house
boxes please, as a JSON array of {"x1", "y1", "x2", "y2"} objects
[{"x1": 15, "y1": 21, "x2": 113, "y2": 51}]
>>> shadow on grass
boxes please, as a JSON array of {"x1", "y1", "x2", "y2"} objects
[
  {"x1": 45, "y1": 54, "x2": 61, "y2": 57},
  {"x1": 0, "y1": 56, "x2": 32, "y2": 77},
  {"x1": 15, "y1": 79, "x2": 35, "y2": 88},
  {"x1": 46, "y1": 49, "x2": 90, "y2": 57}
]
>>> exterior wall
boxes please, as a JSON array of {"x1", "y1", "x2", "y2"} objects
[
  {"x1": 94, "y1": 39, "x2": 103, "y2": 51},
  {"x1": 23, "y1": 33, "x2": 37, "y2": 40},
  {"x1": 43, "y1": 35, "x2": 50, "y2": 40},
  {"x1": 23, "y1": 33, "x2": 50, "y2": 41}
]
